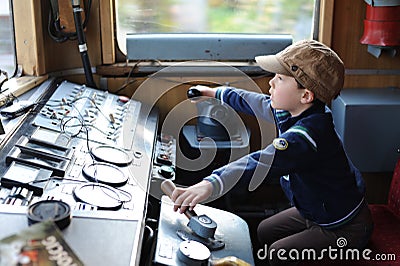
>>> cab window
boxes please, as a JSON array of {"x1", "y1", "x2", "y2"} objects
[
  {"x1": 0, "y1": 0, "x2": 16, "y2": 87},
  {"x1": 116, "y1": 0, "x2": 315, "y2": 55}
]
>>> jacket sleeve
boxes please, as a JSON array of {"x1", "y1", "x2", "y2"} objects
[
  {"x1": 204, "y1": 123, "x2": 320, "y2": 198},
  {"x1": 217, "y1": 87, "x2": 276, "y2": 124},
  {"x1": 204, "y1": 143, "x2": 278, "y2": 198}
]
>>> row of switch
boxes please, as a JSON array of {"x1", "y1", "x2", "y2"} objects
[{"x1": 153, "y1": 134, "x2": 176, "y2": 179}]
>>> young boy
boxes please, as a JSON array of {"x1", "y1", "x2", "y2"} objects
[{"x1": 169, "y1": 40, "x2": 373, "y2": 265}]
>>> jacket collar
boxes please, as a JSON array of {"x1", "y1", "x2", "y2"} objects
[{"x1": 276, "y1": 100, "x2": 326, "y2": 132}]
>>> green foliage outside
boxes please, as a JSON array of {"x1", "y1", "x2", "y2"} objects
[{"x1": 117, "y1": 0, "x2": 314, "y2": 41}]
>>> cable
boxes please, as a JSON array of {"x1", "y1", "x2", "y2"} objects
[
  {"x1": 43, "y1": 95, "x2": 116, "y2": 135},
  {"x1": 113, "y1": 62, "x2": 142, "y2": 95},
  {"x1": 47, "y1": 0, "x2": 92, "y2": 43},
  {"x1": 0, "y1": 69, "x2": 10, "y2": 91}
]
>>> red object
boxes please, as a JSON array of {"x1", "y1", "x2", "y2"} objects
[
  {"x1": 118, "y1": 95, "x2": 130, "y2": 103},
  {"x1": 360, "y1": 5, "x2": 400, "y2": 46},
  {"x1": 367, "y1": 158, "x2": 400, "y2": 262}
]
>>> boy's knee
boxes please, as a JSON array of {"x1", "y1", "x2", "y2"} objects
[
  {"x1": 257, "y1": 218, "x2": 286, "y2": 246},
  {"x1": 257, "y1": 220, "x2": 273, "y2": 245}
]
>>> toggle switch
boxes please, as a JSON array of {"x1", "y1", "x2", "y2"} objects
[{"x1": 156, "y1": 153, "x2": 172, "y2": 165}]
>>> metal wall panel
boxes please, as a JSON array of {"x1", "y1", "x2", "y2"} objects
[{"x1": 126, "y1": 33, "x2": 292, "y2": 61}]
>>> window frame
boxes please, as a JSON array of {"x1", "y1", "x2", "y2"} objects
[{"x1": 0, "y1": 0, "x2": 17, "y2": 83}]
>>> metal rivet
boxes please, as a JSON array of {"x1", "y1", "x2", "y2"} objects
[{"x1": 291, "y1": 65, "x2": 298, "y2": 71}]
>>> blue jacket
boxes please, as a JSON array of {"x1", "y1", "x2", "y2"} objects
[{"x1": 204, "y1": 87, "x2": 366, "y2": 228}]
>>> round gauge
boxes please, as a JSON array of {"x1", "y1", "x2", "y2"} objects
[
  {"x1": 82, "y1": 162, "x2": 128, "y2": 187},
  {"x1": 73, "y1": 183, "x2": 124, "y2": 210},
  {"x1": 90, "y1": 145, "x2": 132, "y2": 166}
]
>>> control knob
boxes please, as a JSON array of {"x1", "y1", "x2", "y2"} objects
[{"x1": 159, "y1": 165, "x2": 174, "y2": 179}]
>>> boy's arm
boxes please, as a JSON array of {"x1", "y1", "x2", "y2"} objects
[
  {"x1": 190, "y1": 85, "x2": 275, "y2": 123},
  {"x1": 217, "y1": 87, "x2": 275, "y2": 124},
  {"x1": 205, "y1": 143, "x2": 279, "y2": 198},
  {"x1": 167, "y1": 145, "x2": 277, "y2": 213}
]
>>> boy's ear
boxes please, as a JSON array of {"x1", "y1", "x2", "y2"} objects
[{"x1": 301, "y1": 89, "x2": 315, "y2": 104}]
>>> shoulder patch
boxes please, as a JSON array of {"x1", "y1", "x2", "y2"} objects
[{"x1": 273, "y1": 138, "x2": 288, "y2": 150}]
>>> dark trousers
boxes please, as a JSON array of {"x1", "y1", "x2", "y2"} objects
[{"x1": 256, "y1": 203, "x2": 374, "y2": 265}]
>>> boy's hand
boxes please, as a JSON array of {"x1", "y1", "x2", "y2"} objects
[
  {"x1": 188, "y1": 85, "x2": 217, "y2": 99},
  {"x1": 170, "y1": 180, "x2": 213, "y2": 213}
]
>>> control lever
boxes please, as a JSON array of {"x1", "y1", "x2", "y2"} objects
[
  {"x1": 186, "y1": 88, "x2": 202, "y2": 99},
  {"x1": 161, "y1": 179, "x2": 217, "y2": 239}
]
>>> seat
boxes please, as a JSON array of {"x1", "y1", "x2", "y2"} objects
[
  {"x1": 367, "y1": 157, "x2": 400, "y2": 264},
  {"x1": 333, "y1": 157, "x2": 400, "y2": 265}
]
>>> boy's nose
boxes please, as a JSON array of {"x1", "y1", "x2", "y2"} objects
[
  {"x1": 268, "y1": 79, "x2": 274, "y2": 92},
  {"x1": 269, "y1": 75, "x2": 276, "y2": 87}
]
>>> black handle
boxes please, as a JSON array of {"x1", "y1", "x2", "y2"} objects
[{"x1": 187, "y1": 88, "x2": 202, "y2": 99}]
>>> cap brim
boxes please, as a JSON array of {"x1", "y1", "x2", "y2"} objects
[{"x1": 255, "y1": 55, "x2": 291, "y2": 76}]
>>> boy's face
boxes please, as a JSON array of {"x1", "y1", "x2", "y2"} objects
[{"x1": 268, "y1": 74, "x2": 308, "y2": 116}]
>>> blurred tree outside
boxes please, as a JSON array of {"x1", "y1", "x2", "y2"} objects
[{"x1": 117, "y1": 0, "x2": 314, "y2": 53}]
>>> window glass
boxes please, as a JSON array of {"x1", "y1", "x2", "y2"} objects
[
  {"x1": 0, "y1": 0, "x2": 16, "y2": 85},
  {"x1": 116, "y1": 0, "x2": 315, "y2": 54}
]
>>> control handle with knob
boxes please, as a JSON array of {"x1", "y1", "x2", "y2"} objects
[
  {"x1": 161, "y1": 179, "x2": 197, "y2": 219},
  {"x1": 160, "y1": 180, "x2": 218, "y2": 240}
]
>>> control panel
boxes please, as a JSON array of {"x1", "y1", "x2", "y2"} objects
[
  {"x1": 0, "y1": 80, "x2": 157, "y2": 217},
  {"x1": 0, "y1": 79, "x2": 159, "y2": 265}
]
